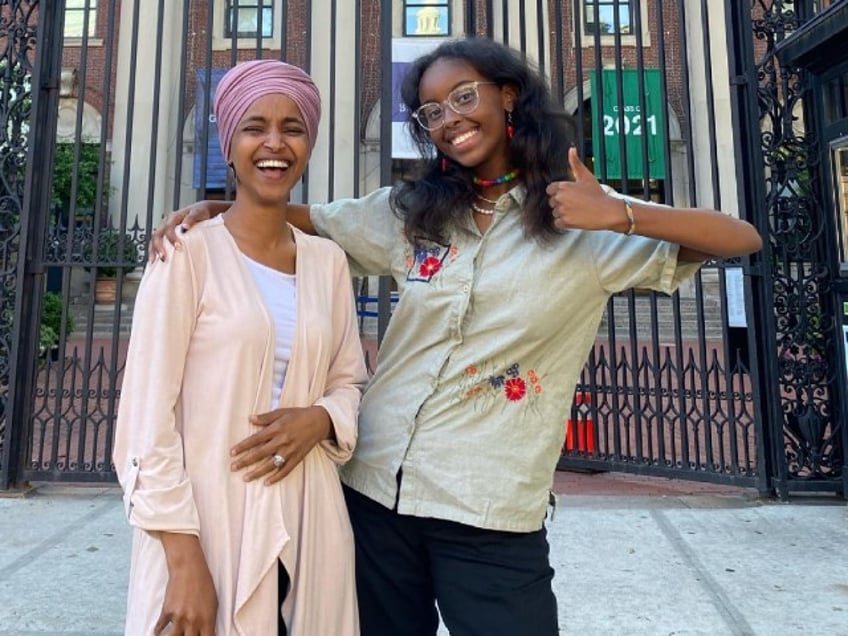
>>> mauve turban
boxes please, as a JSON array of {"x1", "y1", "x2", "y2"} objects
[{"x1": 213, "y1": 59, "x2": 321, "y2": 162}]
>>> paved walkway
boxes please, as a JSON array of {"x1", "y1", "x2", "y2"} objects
[{"x1": 0, "y1": 473, "x2": 845, "y2": 635}]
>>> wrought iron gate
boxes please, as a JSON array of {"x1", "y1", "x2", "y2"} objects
[
  {"x1": 722, "y1": 0, "x2": 847, "y2": 497},
  {"x1": 0, "y1": 0, "x2": 844, "y2": 497}
]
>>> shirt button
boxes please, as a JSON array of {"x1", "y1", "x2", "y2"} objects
[
  {"x1": 462, "y1": 284, "x2": 470, "y2": 293},
  {"x1": 131, "y1": 457, "x2": 139, "y2": 467}
]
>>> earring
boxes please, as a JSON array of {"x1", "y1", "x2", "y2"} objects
[
  {"x1": 441, "y1": 156, "x2": 448, "y2": 173},
  {"x1": 506, "y1": 111, "x2": 515, "y2": 140}
]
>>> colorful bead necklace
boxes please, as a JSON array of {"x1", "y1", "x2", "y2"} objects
[{"x1": 472, "y1": 169, "x2": 520, "y2": 187}]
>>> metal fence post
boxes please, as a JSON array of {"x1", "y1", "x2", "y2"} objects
[{"x1": 2, "y1": 1, "x2": 64, "y2": 490}]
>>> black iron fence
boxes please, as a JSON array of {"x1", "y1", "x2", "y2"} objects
[{"x1": 0, "y1": 0, "x2": 844, "y2": 497}]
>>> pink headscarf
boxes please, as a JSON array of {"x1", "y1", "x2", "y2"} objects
[{"x1": 213, "y1": 59, "x2": 321, "y2": 162}]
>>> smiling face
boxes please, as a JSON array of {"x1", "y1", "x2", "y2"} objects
[
  {"x1": 417, "y1": 57, "x2": 517, "y2": 179},
  {"x1": 229, "y1": 93, "x2": 310, "y2": 206}
]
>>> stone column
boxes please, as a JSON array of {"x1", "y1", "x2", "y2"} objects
[
  {"x1": 685, "y1": 0, "x2": 740, "y2": 215},
  {"x1": 109, "y1": 2, "x2": 184, "y2": 231},
  {"x1": 305, "y1": 0, "x2": 360, "y2": 202}
]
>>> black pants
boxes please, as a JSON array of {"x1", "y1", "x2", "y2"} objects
[
  {"x1": 343, "y1": 485, "x2": 558, "y2": 636},
  {"x1": 277, "y1": 560, "x2": 289, "y2": 636}
]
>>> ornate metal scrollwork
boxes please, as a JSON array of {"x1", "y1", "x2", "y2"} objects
[
  {"x1": 0, "y1": 1, "x2": 39, "y2": 473},
  {"x1": 753, "y1": 0, "x2": 841, "y2": 482}
]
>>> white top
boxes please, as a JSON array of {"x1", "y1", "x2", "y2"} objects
[{"x1": 242, "y1": 254, "x2": 297, "y2": 407}]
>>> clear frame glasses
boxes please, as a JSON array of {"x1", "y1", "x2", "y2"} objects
[{"x1": 411, "y1": 81, "x2": 498, "y2": 131}]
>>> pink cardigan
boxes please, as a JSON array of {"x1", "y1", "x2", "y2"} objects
[{"x1": 114, "y1": 217, "x2": 367, "y2": 635}]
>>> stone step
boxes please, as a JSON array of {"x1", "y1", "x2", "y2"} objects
[{"x1": 69, "y1": 303, "x2": 134, "y2": 338}]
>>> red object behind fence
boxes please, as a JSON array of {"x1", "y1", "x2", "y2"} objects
[{"x1": 564, "y1": 393, "x2": 595, "y2": 453}]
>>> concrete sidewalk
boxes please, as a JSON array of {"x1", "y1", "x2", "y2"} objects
[{"x1": 0, "y1": 475, "x2": 845, "y2": 636}]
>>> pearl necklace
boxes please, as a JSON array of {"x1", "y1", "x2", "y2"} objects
[{"x1": 471, "y1": 201, "x2": 495, "y2": 215}]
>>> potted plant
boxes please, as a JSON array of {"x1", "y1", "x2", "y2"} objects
[{"x1": 84, "y1": 226, "x2": 141, "y2": 304}]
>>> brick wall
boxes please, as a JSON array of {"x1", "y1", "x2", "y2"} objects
[{"x1": 60, "y1": 0, "x2": 122, "y2": 140}]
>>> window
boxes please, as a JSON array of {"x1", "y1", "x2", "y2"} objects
[
  {"x1": 65, "y1": 0, "x2": 97, "y2": 38},
  {"x1": 584, "y1": 0, "x2": 633, "y2": 36},
  {"x1": 832, "y1": 143, "x2": 848, "y2": 267},
  {"x1": 403, "y1": 1, "x2": 450, "y2": 37},
  {"x1": 225, "y1": 0, "x2": 274, "y2": 39}
]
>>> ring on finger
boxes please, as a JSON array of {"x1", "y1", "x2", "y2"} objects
[{"x1": 271, "y1": 453, "x2": 285, "y2": 468}]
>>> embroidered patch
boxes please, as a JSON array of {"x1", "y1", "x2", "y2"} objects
[{"x1": 405, "y1": 239, "x2": 452, "y2": 283}]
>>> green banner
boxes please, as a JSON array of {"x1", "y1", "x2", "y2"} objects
[{"x1": 590, "y1": 69, "x2": 666, "y2": 180}]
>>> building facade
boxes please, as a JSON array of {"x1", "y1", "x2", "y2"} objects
[{"x1": 1, "y1": 0, "x2": 845, "y2": 497}]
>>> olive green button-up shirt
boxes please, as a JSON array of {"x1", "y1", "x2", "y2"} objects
[{"x1": 312, "y1": 186, "x2": 700, "y2": 532}]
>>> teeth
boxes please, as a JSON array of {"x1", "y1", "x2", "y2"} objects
[
  {"x1": 256, "y1": 159, "x2": 289, "y2": 169},
  {"x1": 451, "y1": 130, "x2": 477, "y2": 146}
]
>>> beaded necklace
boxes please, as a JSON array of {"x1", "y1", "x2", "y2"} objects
[{"x1": 472, "y1": 169, "x2": 520, "y2": 187}]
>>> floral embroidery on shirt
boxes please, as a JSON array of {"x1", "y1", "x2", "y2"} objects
[
  {"x1": 504, "y1": 377, "x2": 526, "y2": 401},
  {"x1": 405, "y1": 239, "x2": 453, "y2": 283},
  {"x1": 458, "y1": 360, "x2": 543, "y2": 415},
  {"x1": 419, "y1": 256, "x2": 442, "y2": 277}
]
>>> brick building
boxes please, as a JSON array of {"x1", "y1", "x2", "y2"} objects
[{"x1": 55, "y1": 1, "x2": 740, "y2": 229}]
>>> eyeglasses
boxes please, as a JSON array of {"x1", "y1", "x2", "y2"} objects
[{"x1": 411, "y1": 81, "x2": 498, "y2": 131}]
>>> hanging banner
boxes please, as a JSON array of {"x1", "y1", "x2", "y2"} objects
[
  {"x1": 193, "y1": 69, "x2": 228, "y2": 189},
  {"x1": 391, "y1": 38, "x2": 443, "y2": 159},
  {"x1": 590, "y1": 69, "x2": 666, "y2": 180}
]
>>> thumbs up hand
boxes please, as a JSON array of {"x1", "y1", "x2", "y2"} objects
[{"x1": 546, "y1": 147, "x2": 630, "y2": 233}]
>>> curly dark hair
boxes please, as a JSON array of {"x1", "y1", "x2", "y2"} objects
[{"x1": 391, "y1": 37, "x2": 576, "y2": 243}]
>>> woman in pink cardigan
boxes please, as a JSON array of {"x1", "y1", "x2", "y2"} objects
[{"x1": 113, "y1": 60, "x2": 367, "y2": 635}]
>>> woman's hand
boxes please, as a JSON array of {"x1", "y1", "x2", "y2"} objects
[
  {"x1": 230, "y1": 406, "x2": 333, "y2": 485},
  {"x1": 155, "y1": 533, "x2": 218, "y2": 636},
  {"x1": 546, "y1": 147, "x2": 628, "y2": 233},
  {"x1": 148, "y1": 201, "x2": 230, "y2": 262}
]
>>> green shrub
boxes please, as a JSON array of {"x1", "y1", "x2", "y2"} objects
[
  {"x1": 38, "y1": 324, "x2": 58, "y2": 358},
  {"x1": 51, "y1": 143, "x2": 104, "y2": 213},
  {"x1": 39, "y1": 291, "x2": 75, "y2": 355}
]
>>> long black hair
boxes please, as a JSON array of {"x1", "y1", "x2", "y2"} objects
[{"x1": 391, "y1": 37, "x2": 576, "y2": 243}]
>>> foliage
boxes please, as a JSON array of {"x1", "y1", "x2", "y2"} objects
[
  {"x1": 807, "y1": 300, "x2": 827, "y2": 357},
  {"x1": 38, "y1": 324, "x2": 58, "y2": 358},
  {"x1": 51, "y1": 143, "x2": 105, "y2": 213},
  {"x1": 39, "y1": 291, "x2": 75, "y2": 356},
  {"x1": 770, "y1": 141, "x2": 813, "y2": 196}
]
